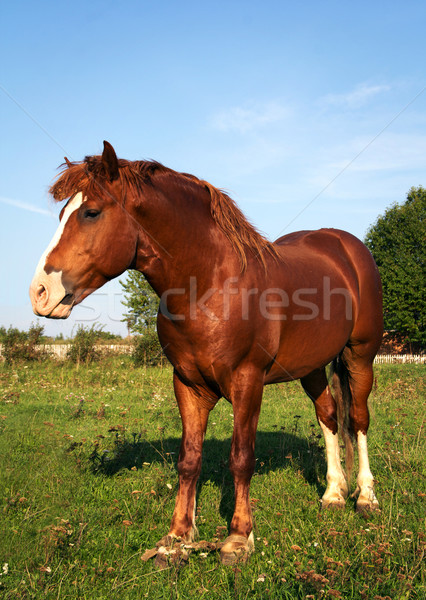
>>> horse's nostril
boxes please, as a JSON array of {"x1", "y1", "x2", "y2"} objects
[{"x1": 37, "y1": 284, "x2": 48, "y2": 304}]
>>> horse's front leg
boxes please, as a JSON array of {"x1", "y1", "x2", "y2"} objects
[
  {"x1": 220, "y1": 370, "x2": 264, "y2": 565},
  {"x1": 160, "y1": 371, "x2": 214, "y2": 545}
]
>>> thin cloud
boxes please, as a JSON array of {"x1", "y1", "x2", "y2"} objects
[
  {"x1": 318, "y1": 132, "x2": 426, "y2": 175},
  {"x1": 321, "y1": 83, "x2": 391, "y2": 109},
  {"x1": 211, "y1": 101, "x2": 290, "y2": 133},
  {"x1": 0, "y1": 196, "x2": 54, "y2": 217}
]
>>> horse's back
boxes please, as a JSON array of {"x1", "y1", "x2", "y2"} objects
[
  {"x1": 273, "y1": 227, "x2": 383, "y2": 357},
  {"x1": 274, "y1": 228, "x2": 380, "y2": 287},
  {"x1": 275, "y1": 227, "x2": 363, "y2": 254}
]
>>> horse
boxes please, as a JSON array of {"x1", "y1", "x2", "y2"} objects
[{"x1": 30, "y1": 141, "x2": 383, "y2": 565}]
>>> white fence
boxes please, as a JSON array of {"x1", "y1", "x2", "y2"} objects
[
  {"x1": 0, "y1": 343, "x2": 133, "y2": 359},
  {"x1": 374, "y1": 354, "x2": 425, "y2": 364},
  {"x1": 0, "y1": 344, "x2": 424, "y2": 363},
  {"x1": 41, "y1": 344, "x2": 134, "y2": 359}
]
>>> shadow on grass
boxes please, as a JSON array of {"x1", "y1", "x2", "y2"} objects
[{"x1": 88, "y1": 428, "x2": 327, "y2": 525}]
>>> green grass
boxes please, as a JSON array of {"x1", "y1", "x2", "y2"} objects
[{"x1": 0, "y1": 358, "x2": 424, "y2": 599}]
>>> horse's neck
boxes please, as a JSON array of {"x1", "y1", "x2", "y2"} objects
[{"x1": 132, "y1": 181, "x2": 236, "y2": 295}]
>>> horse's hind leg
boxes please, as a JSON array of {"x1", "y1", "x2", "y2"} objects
[
  {"x1": 343, "y1": 347, "x2": 379, "y2": 513},
  {"x1": 301, "y1": 368, "x2": 348, "y2": 509}
]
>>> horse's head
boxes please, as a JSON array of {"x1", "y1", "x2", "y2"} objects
[{"x1": 30, "y1": 142, "x2": 138, "y2": 318}]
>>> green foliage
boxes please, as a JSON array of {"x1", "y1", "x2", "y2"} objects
[
  {"x1": 120, "y1": 270, "x2": 164, "y2": 364},
  {"x1": 120, "y1": 270, "x2": 160, "y2": 334},
  {"x1": 132, "y1": 329, "x2": 165, "y2": 366},
  {"x1": 67, "y1": 324, "x2": 103, "y2": 364},
  {"x1": 364, "y1": 186, "x2": 426, "y2": 349},
  {"x1": 95, "y1": 330, "x2": 123, "y2": 342},
  {"x1": 0, "y1": 323, "x2": 46, "y2": 364}
]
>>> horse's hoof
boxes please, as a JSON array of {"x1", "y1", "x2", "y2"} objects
[
  {"x1": 321, "y1": 497, "x2": 346, "y2": 510},
  {"x1": 220, "y1": 533, "x2": 254, "y2": 566},
  {"x1": 356, "y1": 499, "x2": 380, "y2": 515},
  {"x1": 153, "y1": 537, "x2": 190, "y2": 569},
  {"x1": 156, "y1": 534, "x2": 181, "y2": 548},
  {"x1": 154, "y1": 546, "x2": 170, "y2": 570},
  {"x1": 355, "y1": 486, "x2": 379, "y2": 515}
]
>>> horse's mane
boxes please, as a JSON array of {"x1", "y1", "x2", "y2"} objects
[{"x1": 50, "y1": 155, "x2": 278, "y2": 271}]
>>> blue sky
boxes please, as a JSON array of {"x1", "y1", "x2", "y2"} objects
[{"x1": 1, "y1": 1, "x2": 425, "y2": 337}]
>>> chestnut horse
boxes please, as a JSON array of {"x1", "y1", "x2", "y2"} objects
[{"x1": 30, "y1": 141, "x2": 383, "y2": 565}]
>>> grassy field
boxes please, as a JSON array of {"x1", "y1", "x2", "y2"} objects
[{"x1": 0, "y1": 357, "x2": 424, "y2": 599}]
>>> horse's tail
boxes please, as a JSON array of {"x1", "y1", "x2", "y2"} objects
[{"x1": 331, "y1": 355, "x2": 354, "y2": 485}]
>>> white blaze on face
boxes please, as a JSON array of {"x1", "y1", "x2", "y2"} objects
[{"x1": 30, "y1": 193, "x2": 85, "y2": 317}]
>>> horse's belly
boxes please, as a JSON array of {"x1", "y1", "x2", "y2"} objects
[{"x1": 264, "y1": 321, "x2": 351, "y2": 383}]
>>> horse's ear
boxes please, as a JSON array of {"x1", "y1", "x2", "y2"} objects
[{"x1": 102, "y1": 140, "x2": 119, "y2": 182}]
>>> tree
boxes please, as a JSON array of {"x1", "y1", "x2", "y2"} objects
[
  {"x1": 364, "y1": 186, "x2": 425, "y2": 350},
  {"x1": 120, "y1": 270, "x2": 160, "y2": 334}
]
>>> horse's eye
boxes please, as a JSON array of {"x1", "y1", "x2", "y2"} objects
[{"x1": 84, "y1": 209, "x2": 100, "y2": 220}]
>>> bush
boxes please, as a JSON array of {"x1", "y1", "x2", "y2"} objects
[
  {"x1": 132, "y1": 330, "x2": 165, "y2": 366},
  {"x1": 1, "y1": 324, "x2": 46, "y2": 364},
  {"x1": 67, "y1": 325, "x2": 102, "y2": 365},
  {"x1": 96, "y1": 330, "x2": 123, "y2": 343}
]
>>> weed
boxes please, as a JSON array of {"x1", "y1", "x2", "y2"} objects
[{"x1": 67, "y1": 324, "x2": 102, "y2": 365}]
